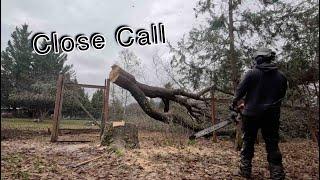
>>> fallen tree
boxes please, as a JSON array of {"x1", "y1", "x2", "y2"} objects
[{"x1": 109, "y1": 64, "x2": 233, "y2": 131}]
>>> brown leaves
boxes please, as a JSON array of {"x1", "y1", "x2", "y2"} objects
[{"x1": 1, "y1": 132, "x2": 319, "y2": 179}]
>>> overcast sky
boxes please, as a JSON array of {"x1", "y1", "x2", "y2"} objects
[{"x1": 1, "y1": 0, "x2": 202, "y2": 95}]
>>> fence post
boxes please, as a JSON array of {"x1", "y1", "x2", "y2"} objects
[
  {"x1": 100, "y1": 79, "x2": 107, "y2": 138},
  {"x1": 101, "y1": 79, "x2": 110, "y2": 137},
  {"x1": 211, "y1": 90, "x2": 217, "y2": 142},
  {"x1": 51, "y1": 74, "x2": 64, "y2": 142}
]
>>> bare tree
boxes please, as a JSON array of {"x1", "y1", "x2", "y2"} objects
[{"x1": 116, "y1": 50, "x2": 143, "y2": 117}]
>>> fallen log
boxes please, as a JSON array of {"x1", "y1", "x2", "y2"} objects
[{"x1": 109, "y1": 64, "x2": 232, "y2": 131}]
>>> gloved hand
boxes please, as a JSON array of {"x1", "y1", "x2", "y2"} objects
[
  {"x1": 230, "y1": 99, "x2": 238, "y2": 110},
  {"x1": 237, "y1": 103, "x2": 245, "y2": 110}
]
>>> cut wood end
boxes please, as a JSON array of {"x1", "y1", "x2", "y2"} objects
[
  {"x1": 112, "y1": 121, "x2": 125, "y2": 127},
  {"x1": 109, "y1": 64, "x2": 121, "y2": 82}
]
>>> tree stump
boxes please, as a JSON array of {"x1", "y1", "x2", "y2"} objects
[{"x1": 100, "y1": 121, "x2": 139, "y2": 150}]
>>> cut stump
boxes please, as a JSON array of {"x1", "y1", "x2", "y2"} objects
[{"x1": 100, "y1": 121, "x2": 139, "y2": 150}]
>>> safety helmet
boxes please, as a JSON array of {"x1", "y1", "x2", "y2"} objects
[{"x1": 253, "y1": 47, "x2": 276, "y2": 59}]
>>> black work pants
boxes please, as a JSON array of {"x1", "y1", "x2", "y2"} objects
[{"x1": 240, "y1": 109, "x2": 283, "y2": 165}]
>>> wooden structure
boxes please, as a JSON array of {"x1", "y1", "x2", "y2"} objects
[
  {"x1": 51, "y1": 66, "x2": 241, "y2": 149},
  {"x1": 51, "y1": 64, "x2": 319, "y2": 150},
  {"x1": 50, "y1": 74, "x2": 110, "y2": 142}
]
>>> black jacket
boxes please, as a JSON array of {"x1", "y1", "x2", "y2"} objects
[{"x1": 233, "y1": 63, "x2": 288, "y2": 116}]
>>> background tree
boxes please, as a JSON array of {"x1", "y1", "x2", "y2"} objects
[
  {"x1": 169, "y1": 0, "x2": 261, "y2": 94},
  {"x1": 111, "y1": 49, "x2": 143, "y2": 118},
  {"x1": 166, "y1": 0, "x2": 318, "y2": 144},
  {"x1": 110, "y1": 96, "x2": 124, "y2": 120},
  {"x1": 90, "y1": 89, "x2": 104, "y2": 119},
  {"x1": 1, "y1": 24, "x2": 76, "y2": 120},
  {"x1": 1, "y1": 24, "x2": 33, "y2": 107}
]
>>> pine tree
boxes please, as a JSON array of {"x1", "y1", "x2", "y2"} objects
[
  {"x1": 1, "y1": 24, "x2": 75, "y2": 119},
  {"x1": 1, "y1": 24, "x2": 33, "y2": 106}
]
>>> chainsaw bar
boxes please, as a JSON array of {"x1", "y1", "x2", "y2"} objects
[{"x1": 189, "y1": 119, "x2": 233, "y2": 140}]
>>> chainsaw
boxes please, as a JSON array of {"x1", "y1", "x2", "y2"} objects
[{"x1": 189, "y1": 103, "x2": 244, "y2": 140}]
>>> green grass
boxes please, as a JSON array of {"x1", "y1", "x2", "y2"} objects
[
  {"x1": 1, "y1": 118, "x2": 99, "y2": 131},
  {"x1": 187, "y1": 139, "x2": 196, "y2": 146},
  {"x1": 114, "y1": 148, "x2": 124, "y2": 157}
]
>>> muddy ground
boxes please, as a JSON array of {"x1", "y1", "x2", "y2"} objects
[{"x1": 1, "y1": 131, "x2": 319, "y2": 180}]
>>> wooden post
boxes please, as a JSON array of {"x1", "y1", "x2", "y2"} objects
[
  {"x1": 100, "y1": 79, "x2": 107, "y2": 138},
  {"x1": 51, "y1": 74, "x2": 64, "y2": 142},
  {"x1": 211, "y1": 90, "x2": 217, "y2": 142},
  {"x1": 103, "y1": 79, "x2": 110, "y2": 129}
]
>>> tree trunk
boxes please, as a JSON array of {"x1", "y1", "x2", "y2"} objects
[
  {"x1": 228, "y1": 0, "x2": 242, "y2": 151},
  {"x1": 228, "y1": 0, "x2": 238, "y2": 91}
]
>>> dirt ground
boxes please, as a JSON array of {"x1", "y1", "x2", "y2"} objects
[{"x1": 1, "y1": 131, "x2": 319, "y2": 180}]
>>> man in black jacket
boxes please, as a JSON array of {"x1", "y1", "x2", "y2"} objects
[{"x1": 232, "y1": 48, "x2": 287, "y2": 179}]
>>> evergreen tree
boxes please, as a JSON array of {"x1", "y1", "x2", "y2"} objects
[
  {"x1": 1, "y1": 24, "x2": 33, "y2": 106},
  {"x1": 1, "y1": 24, "x2": 75, "y2": 119},
  {"x1": 91, "y1": 89, "x2": 104, "y2": 118},
  {"x1": 242, "y1": 0, "x2": 319, "y2": 91}
]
